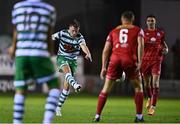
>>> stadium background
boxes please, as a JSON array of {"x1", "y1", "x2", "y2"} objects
[{"x1": 0, "y1": 0, "x2": 180, "y2": 123}]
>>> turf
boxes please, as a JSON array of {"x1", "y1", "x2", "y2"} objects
[{"x1": 0, "y1": 93, "x2": 180, "y2": 123}]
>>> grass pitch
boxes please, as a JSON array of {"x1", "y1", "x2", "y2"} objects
[{"x1": 0, "y1": 93, "x2": 180, "y2": 123}]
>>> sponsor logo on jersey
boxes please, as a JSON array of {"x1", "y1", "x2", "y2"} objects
[
  {"x1": 149, "y1": 37, "x2": 156, "y2": 43},
  {"x1": 120, "y1": 43, "x2": 128, "y2": 47}
]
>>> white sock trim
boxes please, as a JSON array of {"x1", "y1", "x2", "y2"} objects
[
  {"x1": 62, "y1": 89, "x2": 70, "y2": 95},
  {"x1": 14, "y1": 94, "x2": 25, "y2": 103},
  {"x1": 49, "y1": 89, "x2": 60, "y2": 97},
  {"x1": 136, "y1": 114, "x2": 143, "y2": 119},
  {"x1": 95, "y1": 114, "x2": 100, "y2": 119}
]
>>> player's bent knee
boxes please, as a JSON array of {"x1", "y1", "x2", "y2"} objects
[{"x1": 135, "y1": 87, "x2": 143, "y2": 92}]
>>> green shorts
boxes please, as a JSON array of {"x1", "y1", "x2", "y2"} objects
[
  {"x1": 14, "y1": 56, "x2": 59, "y2": 90},
  {"x1": 56, "y1": 55, "x2": 77, "y2": 75}
]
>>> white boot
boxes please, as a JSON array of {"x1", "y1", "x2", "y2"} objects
[
  {"x1": 56, "y1": 106, "x2": 62, "y2": 116},
  {"x1": 74, "y1": 83, "x2": 81, "y2": 93}
]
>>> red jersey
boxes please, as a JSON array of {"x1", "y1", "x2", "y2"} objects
[
  {"x1": 143, "y1": 29, "x2": 165, "y2": 61},
  {"x1": 106, "y1": 25, "x2": 144, "y2": 62}
]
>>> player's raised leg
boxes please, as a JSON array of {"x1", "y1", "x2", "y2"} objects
[
  {"x1": 55, "y1": 59, "x2": 81, "y2": 117},
  {"x1": 57, "y1": 56, "x2": 81, "y2": 92},
  {"x1": 64, "y1": 72, "x2": 81, "y2": 92},
  {"x1": 62, "y1": 64, "x2": 81, "y2": 92}
]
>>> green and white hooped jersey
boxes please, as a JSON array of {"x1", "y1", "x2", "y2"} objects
[
  {"x1": 12, "y1": 0, "x2": 56, "y2": 57},
  {"x1": 52, "y1": 29, "x2": 86, "y2": 60}
]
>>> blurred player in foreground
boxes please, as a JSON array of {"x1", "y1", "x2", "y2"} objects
[
  {"x1": 141, "y1": 15, "x2": 168, "y2": 115},
  {"x1": 9, "y1": 0, "x2": 60, "y2": 123},
  {"x1": 94, "y1": 11, "x2": 144, "y2": 122},
  {"x1": 52, "y1": 19, "x2": 92, "y2": 117}
]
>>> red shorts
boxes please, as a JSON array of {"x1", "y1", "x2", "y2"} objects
[
  {"x1": 106, "y1": 55, "x2": 140, "y2": 80},
  {"x1": 141, "y1": 60, "x2": 162, "y2": 76}
]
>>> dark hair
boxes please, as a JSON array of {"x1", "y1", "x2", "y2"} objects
[
  {"x1": 146, "y1": 14, "x2": 156, "y2": 19},
  {"x1": 121, "y1": 11, "x2": 135, "y2": 21},
  {"x1": 69, "y1": 19, "x2": 80, "y2": 28}
]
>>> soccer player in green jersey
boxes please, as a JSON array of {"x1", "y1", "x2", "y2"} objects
[
  {"x1": 52, "y1": 19, "x2": 92, "y2": 116},
  {"x1": 9, "y1": 0, "x2": 60, "y2": 123}
]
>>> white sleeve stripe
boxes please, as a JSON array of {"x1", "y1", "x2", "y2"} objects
[{"x1": 139, "y1": 29, "x2": 144, "y2": 37}]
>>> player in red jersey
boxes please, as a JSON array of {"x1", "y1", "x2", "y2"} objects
[
  {"x1": 141, "y1": 15, "x2": 168, "y2": 115},
  {"x1": 93, "y1": 11, "x2": 144, "y2": 122}
]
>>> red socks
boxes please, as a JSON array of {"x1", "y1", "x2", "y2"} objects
[
  {"x1": 96, "y1": 91, "x2": 108, "y2": 115},
  {"x1": 135, "y1": 92, "x2": 144, "y2": 114},
  {"x1": 96, "y1": 91, "x2": 145, "y2": 116}
]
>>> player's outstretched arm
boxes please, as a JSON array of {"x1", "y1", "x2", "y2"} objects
[{"x1": 80, "y1": 43, "x2": 92, "y2": 62}]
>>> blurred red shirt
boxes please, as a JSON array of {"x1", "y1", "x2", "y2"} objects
[
  {"x1": 143, "y1": 28, "x2": 165, "y2": 61},
  {"x1": 107, "y1": 25, "x2": 144, "y2": 63}
]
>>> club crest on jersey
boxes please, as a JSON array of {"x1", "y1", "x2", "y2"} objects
[{"x1": 149, "y1": 37, "x2": 156, "y2": 43}]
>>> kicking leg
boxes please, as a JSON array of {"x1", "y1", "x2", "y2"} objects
[{"x1": 62, "y1": 65, "x2": 81, "y2": 92}]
